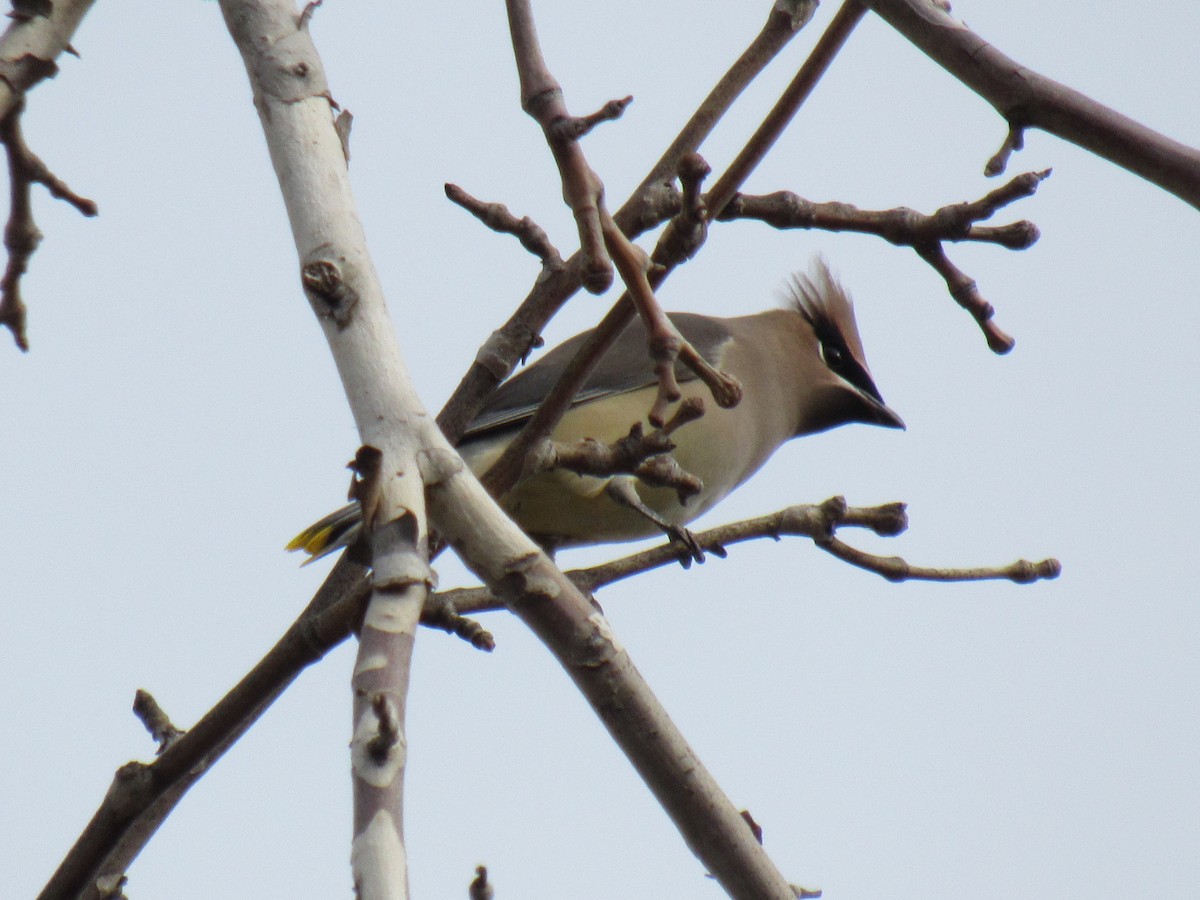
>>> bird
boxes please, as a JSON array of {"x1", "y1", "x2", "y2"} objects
[{"x1": 288, "y1": 259, "x2": 903, "y2": 563}]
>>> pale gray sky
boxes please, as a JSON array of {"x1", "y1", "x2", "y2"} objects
[{"x1": 4, "y1": 2, "x2": 1199, "y2": 898}]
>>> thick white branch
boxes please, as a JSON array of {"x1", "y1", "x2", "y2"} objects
[
  {"x1": 0, "y1": 0, "x2": 97, "y2": 118},
  {"x1": 219, "y1": 3, "x2": 432, "y2": 898}
]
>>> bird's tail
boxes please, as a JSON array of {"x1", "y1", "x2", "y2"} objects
[{"x1": 285, "y1": 502, "x2": 362, "y2": 565}]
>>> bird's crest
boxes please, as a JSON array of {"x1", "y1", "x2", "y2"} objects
[{"x1": 782, "y1": 257, "x2": 869, "y2": 364}]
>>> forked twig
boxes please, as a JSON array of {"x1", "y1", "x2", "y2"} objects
[
  {"x1": 435, "y1": 497, "x2": 1061, "y2": 616},
  {"x1": 0, "y1": 101, "x2": 97, "y2": 350},
  {"x1": 721, "y1": 169, "x2": 1052, "y2": 353}
]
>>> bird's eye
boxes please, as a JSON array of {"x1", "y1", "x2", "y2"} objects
[{"x1": 821, "y1": 342, "x2": 845, "y2": 368}]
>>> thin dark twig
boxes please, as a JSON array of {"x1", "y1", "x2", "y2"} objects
[
  {"x1": 704, "y1": 0, "x2": 868, "y2": 219},
  {"x1": 445, "y1": 182, "x2": 563, "y2": 269},
  {"x1": 721, "y1": 169, "x2": 1051, "y2": 353},
  {"x1": 0, "y1": 102, "x2": 97, "y2": 351},
  {"x1": 435, "y1": 497, "x2": 1059, "y2": 616}
]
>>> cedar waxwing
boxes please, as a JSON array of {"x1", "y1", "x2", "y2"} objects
[{"x1": 288, "y1": 260, "x2": 903, "y2": 561}]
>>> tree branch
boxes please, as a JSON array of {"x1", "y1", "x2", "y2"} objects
[
  {"x1": 862, "y1": 0, "x2": 1200, "y2": 208},
  {"x1": 479, "y1": 4, "x2": 866, "y2": 501},
  {"x1": 435, "y1": 0, "x2": 812, "y2": 445},
  {"x1": 39, "y1": 557, "x2": 370, "y2": 900},
  {"x1": 435, "y1": 497, "x2": 1060, "y2": 617},
  {"x1": 38, "y1": 8, "x2": 821, "y2": 894},
  {"x1": 720, "y1": 169, "x2": 1051, "y2": 352},
  {"x1": 0, "y1": 3, "x2": 99, "y2": 350},
  {"x1": 0, "y1": 0, "x2": 97, "y2": 119},
  {"x1": 220, "y1": 4, "x2": 434, "y2": 896}
]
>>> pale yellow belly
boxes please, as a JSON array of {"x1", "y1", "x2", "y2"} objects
[{"x1": 459, "y1": 382, "x2": 781, "y2": 547}]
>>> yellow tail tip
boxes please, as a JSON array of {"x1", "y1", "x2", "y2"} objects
[{"x1": 285, "y1": 525, "x2": 334, "y2": 555}]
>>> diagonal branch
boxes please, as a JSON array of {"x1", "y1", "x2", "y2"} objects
[
  {"x1": 221, "y1": 5, "x2": 434, "y2": 897},
  {"x1": 703, "y1": 0, "x2": 868, "y2": 220},
  {"x1": 39, "y1": 557, "x2": 371, "y2": 900},
  {"x1": 505, "y1": 0, "x2": 615, "y2": 294},
  {"x1": 504, "y1": 0, "x2": 743, "y2": 433},
  {"x1": 862, "y1": 0, "x2": 1200, "y2": 208}
]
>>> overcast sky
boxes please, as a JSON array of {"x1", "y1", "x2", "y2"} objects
[{"x1": 4, "y1": 2, "x2": 1199, "y2": 899}]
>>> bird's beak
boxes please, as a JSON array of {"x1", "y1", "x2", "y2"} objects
[{"x1": 861, "y1": 393, "x2": 906, "y2": 430}]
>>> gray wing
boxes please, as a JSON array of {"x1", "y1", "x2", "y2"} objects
[{"x1": 460, "y1": 312, "x2": 733, "y2": 444}]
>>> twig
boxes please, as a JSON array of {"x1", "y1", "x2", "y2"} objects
[
  {"x1": 914, "y1": 241, "x2": 1014, "y2": 354},
  {"x1": 445, "y1": 182, "x2": 563, "y2": 270},
  {"x1": 819, "y1": 534, "x2": 1061, "y2": 583},
  {"x1": 528, "y1": 398, "x2": 707, "y2": 505},
  {"x1": 468, "y1": 866, "x2": 495, "y2": 900},
  {"x1": 435, "y1": 497, "x2": 1059, "y2": 616},
  {"x1": 985, "y1": 123, "x2": 1025, "y2": 177},
  {"x1": 598, "y1": 209, "x2": 743, "y2": 425},
  {"x1": 0, "y1": 102, "x2": 97, "y2": 350},
  {"x1": 862, "y1": 0, "x2": 1200, "y2": 209},
  {"x1": 421, "y1": 597, "x2": 495, "y2": 651},
  {"x1": 554, "y1": 94, "x2": 632, "y2": 141},
  {"x1": 131, "y1": 690, "x2": 183, "y2": 755},
  {"x1": 719, "y1": 171, "x2": 1046, "y2": 249},
  {"x1": 38, "y1": 557, "x2": 371, "y2": 900},
  {"x1": 505, "y1": 0, "x2": 612, "y2": 293},
  {"x1": 720, "y1": 169, "x2": 1051, "y2": 353}
]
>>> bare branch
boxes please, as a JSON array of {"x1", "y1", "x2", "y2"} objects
[
  {"x1": 445, "y1": 182, "x2": 563, "y2": 270},
  {"x1": 704, "y1": 0, "x2": 869, "y2": 219},
  {"x1": 505, "y1": 0, "x2": 612, "y2": 293},
  {"x1": 914, "y1": 241, "x2": 1015, "y2": 354},
  {"x1": 720, "y1": 170, "x2": 1051, "y2": 353},
  {"x1": 985, "y1": 123, "x2": 1025, "y2": 177},
  {"x1": 0, "y1": 0, "x2": 99, "y2": 349},
  {"x1": 553, "y1": 94, "x2": 632, "y2": 141},
  {"x1": 436, "y1": 497, "x2": 1058, "y2": 617},
  {"x1": 39, "y1": 558, "x2": 371, "y2": 900},
  {"x1": 819, "y1": 533, "x2": 1062, "y2": 583},
  {"x1": 420, "y1": 598, "x2": 495, "y2": 652},
  {"x1": 863, "y1": 0, "x2": 1200, "y2": 208},
  {"x1": 0, "y1": 101, "x2": 96, "y2": 350},
  {"x1": 720, "y1": 170, "x2": 1046, "y2": 248},
  {"x1": 436, "y1": 0, "x2": 811, "y2": 445}
]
